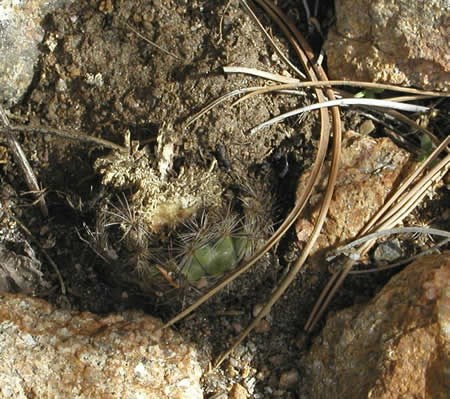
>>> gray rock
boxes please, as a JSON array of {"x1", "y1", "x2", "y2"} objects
[
  {"x1": 373, "y1": 238, "x2": 404, "y2": 263},
  {"x1": 0, "y1": 244, "x2": 47, "y2": 293},
  {"x1": 0, "y1": 0, "x2": 73, "y2": 106},
  {"x1": 325, "y1": 0, "x2": 450, "y2": 91},
  {"x1": 0, "y1": 293, "x2": 204, "y2": 398}
]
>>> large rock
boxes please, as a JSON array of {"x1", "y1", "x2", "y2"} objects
[
  {"x1": 324, "y1": 0, "x2": 450, "y2": 91},
  {"x1": 0, "y1": 293, "x2": 203, "y2": 398},
  {"x1": 296, "y1": 130, "x2": 411, "y2": 254},
  {"x1": 0, "y1": 0, "x2": 73, "y2": 106},
  {"x1": 300, "y1": 253, "x2": 450, "y2": 398}
]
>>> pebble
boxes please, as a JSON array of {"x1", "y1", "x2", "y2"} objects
[
  {"x1": 252, "y1": 303, "x2": 264, "y2": 317},
  {"x1": 254, "y1": 319, "x2": 271, "y2": 333},
  {"x1": 231, "y1": 322, "x2": 243, "y2": 333},
  {"x1": 279, "y1": 368, "x2": 300, "y2": 389},
  {"x1": 373, "y1": 239, "x2": 403, "y2": 263},
  {"x1": 359, "y1": 119, "x2": 375, "y2": 135},
  {"x1": 269, "y1": 354, "x2": 285, "y2": 367},
  {"x1": 241, "y1": 364, "x2": 252, "y2": 379},
  {"x1": 229, "y1": 383, "x2": 248, "y2": 399}
]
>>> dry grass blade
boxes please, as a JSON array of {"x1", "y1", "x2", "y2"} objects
[
  {"x1": 383, "y1": 95, "x2": 437, "y2": 102},
  {"x1": 223, "y1": 66, "x2": 301, "y2": 83},
  {"x1": 0, "y1": 106, "x2": 48, "y2": 217},
  {"x1": 186, "y1": 86, "x2": 265, "y2": 128},
  {"x1": 305, "y1": 137, "x2": 450, "y2": 331},
  {"x1": 222, "y1": 68, "x2": 450, "y2": 97},
  {"x1": 251, "y1": 98, "x2": 429, "y2": 133},
  {"x1": 124, "y1": 22, "x2": 184, "y2": 61}
]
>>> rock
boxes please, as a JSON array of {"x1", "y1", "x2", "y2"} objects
[
  {"x1": 0, "y1": 0, "x2": 73, "y2": 106},
  {"x1": 295, "y1": 130, "x2": 411, "y2": 254},
  {"x1": 278, "y1": 369, "x2": 299, "y2": 389},
  {"x1": 373, "y1": 238, "x2": 404, "y2": 264},
  {"x1": 0, "y1": 293, "x2": 203, "y2": 399},
  {"x1": 324, "y1": 0, "x2": 450, "y2": 91},
  {"x1": 0, "y1": 244, "x2": 47, "y2": 293},
  {"x1": 254, "y1": 319, "x2": 271, "y2": 334},
  {"x1": 300, "y1": 253, "x2": 450, "y2": 398},
  {"x1": 229, "y1": 383, "x2": 248, "y2": 399}
]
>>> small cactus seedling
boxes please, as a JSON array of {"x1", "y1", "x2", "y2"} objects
[
  {"x1": 174, "y1": 209, "x2": 252, "y2": 282},
  {"x1": 89, "y1": 182, "x2": 274, "y2": 299}
]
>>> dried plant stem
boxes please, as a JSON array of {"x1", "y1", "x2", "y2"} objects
[
  {"x1": 223, "y1": 66, "x2": 300, "y2": 83},
  {"x1": 251, "y1": 98, "x2": 429, "y2": 133},
  {"x1": 222, "y1": 68, "x2": 450, "y2": 97},
  {"x1": 186, "y1": 86, "x2": 264, "y2": 128},
  {"x1": 2, "y1": 125, "x2": 127, "y2": 152},
  {"x1": 124, "y1": 22, "x2": 183, "y2": 61},
  {"x1": 0, "y1": 107, "x2": 48, "y2": 217}
]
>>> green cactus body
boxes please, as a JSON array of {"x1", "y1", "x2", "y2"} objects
[{"x1": 181, "y1": 234, "x2": 246, "y2": 282}]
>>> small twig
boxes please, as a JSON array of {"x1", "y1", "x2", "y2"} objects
[
  {"x1": 1, "y1": 125, "x2": 127, "y2": 152},
  {"x1": 218, "y1": 0, "x2": 234, "y2": 44},
  {"x1": 239, "y1": 0, "x2": 306, "y2": 79},
  {"x1": 222, "y1": 69, "x2": 450, "y2": 97},
  {"x1": 186, "y1": 86, "x2": 265, "y2": 127},
  {"x1": 124, "y1": 22, "x2": 184, "y2": 61},
  {"x1": 0, "y1": 106, "x2": 48, "y2": 217},
  {"x1": 383, "y1": 95, "x2": 437, "y2": 102},
  {"x1": 11, "y1": 214, "x2": 66, "y2": 295}
]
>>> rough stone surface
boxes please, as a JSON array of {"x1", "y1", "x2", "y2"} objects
[
  {"x1": 300, "y1": 253, "x2": 450, "y2": 398},
  {"x1": 0, "y1": 293, "x2": 203, "y2": 399},
  {"x1": 0, "y1": 0, "x2": 73, "y2": 106},
  {"x1": 324, "y1": 0, "x2": 450, "y2": 91},
  {"x1": 296, "y1": 130, "x2": 412, "y2": 254},
  {"x1": 229, "y1": 383, "x2": 248, "y2": 399},
  {"x1": 0, "y1": 244, "x2": 47, "y2": 293}
]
